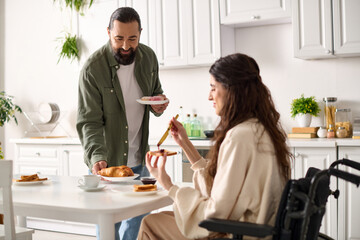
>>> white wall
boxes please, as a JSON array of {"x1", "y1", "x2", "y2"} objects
[
  {"x1": 2, "y1": 1, "x2": 360, "y2": 161},
  {"x1": 234, "y1": 24, "x2": 360, "y2": 132}
]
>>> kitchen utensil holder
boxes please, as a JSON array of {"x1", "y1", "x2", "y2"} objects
[{"x1": 23, "y1": 111, "x2": 71, "y2": 138}]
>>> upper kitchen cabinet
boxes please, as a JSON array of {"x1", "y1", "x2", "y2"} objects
[
  {"x1": 155, "y1": 0, "x2": 221, "y2": 67},
  {"x1": 332, "y1": 0, "x2": 360, "y2": 56},
  {"x1": 219, "y1": 0, "x2": 292, "y2": 27},
  {"x1": 122, "y1": 0, "x2": 158, "y2": 53},
  {"x1": 293, "y1": 0, "x2": 360, "y2": 59}
]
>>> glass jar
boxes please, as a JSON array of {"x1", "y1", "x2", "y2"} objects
[
  {"x1": 327, "y1": 128, "x2": 335, "y2": 138},
  {"x1": 335, "y1": 108, "x2": 352, "y2": 138},
  {"x1": 336, "y1": 126, "x2": 347, "y2": 138},
  {"x1": 323, "y1": 97, "x2": 337, "y2": 130},
  {"x1": 317, "y1": 126, "x2": 327, "y2": 138}
]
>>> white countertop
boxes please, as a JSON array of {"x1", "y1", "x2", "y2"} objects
[
  {"x1": 10, "y1": 137, "x2": 81, "y2": 145},
  {"x1": 10, "y1": 137, "x2": 360, "y2": 147}
]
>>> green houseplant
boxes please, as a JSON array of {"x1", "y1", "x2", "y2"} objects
[
  {"x1": 291, "y1": 94, "x2": 320, "y2": 118},
  {"x1": 53, "y1": 0, "x2": 94, "y2": 15},
  {"x1": 57, "y1": 33, "x2": 79, "y2": 63},
  {"x1": 291, "y1": 94, "x2": 320, "y2": 127},
  {"x1": 0, "y1": 91, "x2": 22, "y2": 159}
]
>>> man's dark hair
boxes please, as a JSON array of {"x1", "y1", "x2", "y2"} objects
[{"x1": 108, "y1": 7, "x2": 142, "y2": 31}]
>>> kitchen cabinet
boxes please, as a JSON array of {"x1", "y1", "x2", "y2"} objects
[
  {"x1": 219, "y1": 0, "x2": 291, "y2": 27},
  {"x1": 79, "y1": 0, "x2": 221, "y2": 68},
  {"x1": 13, "y1": 142, "x2": 88, "y2": 177},
  {"x1": 292, "y1": 146, "x2": 337, "y2": 239},
  {"x1": 337, "y1": 146, "x2": 360, "y2": 240},
  {"x1": 120, "y1": 0, "x2": 158, "y2": 53},
  {"x1": 61, "y1": 145, "x2": 89, "y2": 176},
  {"x1": 154, "y1": 0, "x2": 221, "y2": 67},
  {"x1": 292, "y1": 0, "x2": 360, "y2": 59}
]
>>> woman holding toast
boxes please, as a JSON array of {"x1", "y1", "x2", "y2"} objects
[{"x1": 138, "y1": 53, "x2": 292, "y2": 240}]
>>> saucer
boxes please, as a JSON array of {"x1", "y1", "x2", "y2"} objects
[{"x1": 78, "y1": 185, "x2": 106, "y2": 192}]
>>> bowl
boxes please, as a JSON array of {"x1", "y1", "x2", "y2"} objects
[
  {"x1": 204, "y1": 130, "x2": 214, "y2": 138},
  {"x1": 140, "y1": 177, "x2": 157, "y2": 185}
]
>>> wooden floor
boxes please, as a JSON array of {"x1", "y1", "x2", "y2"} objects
[{"x1": 33, "y1": 230, "x2": 96, "y2": 240}]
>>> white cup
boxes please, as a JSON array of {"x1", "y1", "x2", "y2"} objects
[{"x1": 78, "y1": 175, "x2": 100, "y2": 188}]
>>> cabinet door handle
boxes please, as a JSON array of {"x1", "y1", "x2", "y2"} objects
[
  {"x1": 294, "y1": 152, "x2": 300, "y2": 157},
  {"x1": 35, "y1": 152, "x2": 41, "y2": 157},
  {"x1": 251, "y1": 15, "x2": 260, "y2": 20},
  {"x1": 325, "y1": 49, "x2": 332, "y2": 54}
]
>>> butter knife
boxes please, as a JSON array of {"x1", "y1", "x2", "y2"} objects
[{"x1": 157, "y1": 114, "x2": 179, "y2": 148}]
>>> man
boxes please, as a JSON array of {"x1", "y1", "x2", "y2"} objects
[{"x1": 76, "y1": 7, "x2": 168, "y2": 240}]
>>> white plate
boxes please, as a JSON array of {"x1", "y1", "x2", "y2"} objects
[
  {"x1": 111, "y1": 185, "x2": 160, "y2": 196},
  {"x1": 136, "y1": 99, "x2": 169, "y2": 105},
  {"x1": 12, "y1": 178, "x2": 51, "y2": 186},
  {"x1": 78, "y1": 185, "x2": 106, "y2": 192},
  {"x1": 101, "y1": 174, "x2": 139, "y2": 182}
]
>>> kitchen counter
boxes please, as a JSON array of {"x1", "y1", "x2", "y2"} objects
[
  {"x1": 10, "y1": 137, "x2": 360, "y2": 147},
  {"x1": 149, "y1": 137, "x2": 360, "y2": 148},
  {"x1": 10, "y1": 137, "x2": 81, "y2": 145}
]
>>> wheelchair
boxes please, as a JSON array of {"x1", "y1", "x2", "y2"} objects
[{"x1": 199, "y1": 158, "x2": 360, "y2": 240}]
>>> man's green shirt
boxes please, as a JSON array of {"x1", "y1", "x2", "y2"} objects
[{"x1": 76, "y1": 41, "x2": 163, "y2": 170}]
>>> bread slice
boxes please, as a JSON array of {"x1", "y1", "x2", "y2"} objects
[
  {"x1": 133, "y1": 184, "x2": 157, "y2": 192},
  {"x1": 149, "y1": 149, "x2": 177, "y2": 157}
]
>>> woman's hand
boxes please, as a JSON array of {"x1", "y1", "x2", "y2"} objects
[
  {"x1": 170, "y1": 117, "x2": 189, "y2": 148},
  {"x1": 145, "y1": 152, "x2": 173, "y2": 191}
]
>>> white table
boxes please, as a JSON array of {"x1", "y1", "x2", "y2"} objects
[{"x1": 0, "y1": 176, "x2": 173, "y2": 240}]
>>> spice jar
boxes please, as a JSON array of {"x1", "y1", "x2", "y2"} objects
[
  {"x1": 323, "y1": 97, "x2": 337, "y2": 130},
  {"x1": 335, "y1": 108, "x2": 352, "y2": 138},
  {"x1": 336, "y1": 126, "x2": 347, "y2": 138},
  {"x1": 327, "y1": 128, "x2": 335, "y2": 138},
  {"x1": 317, "y1": 126, "x2": 327, "y2": 138}
]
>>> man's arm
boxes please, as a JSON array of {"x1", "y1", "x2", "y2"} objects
[{"x1": 76, "y1": 69, "x2": 108, "y2": 171}]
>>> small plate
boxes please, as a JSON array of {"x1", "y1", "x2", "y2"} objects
[
  {"x1": 136, "y1": 99, "x2": 169, "y2": 105},
  {"x1": 111, "y1": 185, "x2": 160, "y2": 196},
  {"x1": 101, "y1": 174, "x2": 139, "y2": 182},
  {"x1": 12, "y1": 178, "x2": 51, "y2": 186},
  {"x1": 78, "y1": 185, "x2": 106, "y2": 192}
]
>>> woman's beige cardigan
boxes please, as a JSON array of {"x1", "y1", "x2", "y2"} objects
[{"x1": 168, "y1": 119, "x2": 286, "y2": 239}]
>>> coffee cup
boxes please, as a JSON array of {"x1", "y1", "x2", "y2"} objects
[{"x1": 78, "y1": 175, "x2": 100, "y2": 188}]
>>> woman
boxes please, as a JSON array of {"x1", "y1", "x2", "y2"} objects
[{"x1": 138, "y1": 53, "x2": 292, "y2": 240}]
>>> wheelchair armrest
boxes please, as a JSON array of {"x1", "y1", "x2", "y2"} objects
[{"x1": 199, "y1": 218, "x2": 274, "y2": 238}]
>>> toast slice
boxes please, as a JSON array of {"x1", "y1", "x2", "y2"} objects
[
  {"x1": 149, "y1": 149, "x2": 177, "y2": 157},
  {"x1": 133, "y1": 184, "x2": 157, "y2": 192}
]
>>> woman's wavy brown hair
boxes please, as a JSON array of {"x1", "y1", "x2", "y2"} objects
[{"x1": 206, "y1": 53, "x2": 291, "y2": 191}]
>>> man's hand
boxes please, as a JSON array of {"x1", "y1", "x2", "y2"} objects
[
  {"x1": 92, "y1": 161, "x2": 107, "y2": 175},
  {"x1": 151, "y1": 94, "x2": 169, "y2": 113}
]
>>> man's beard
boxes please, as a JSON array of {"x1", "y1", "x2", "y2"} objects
[{"x1": 112, "y1": 47, "x2": 136, "y2": 65}]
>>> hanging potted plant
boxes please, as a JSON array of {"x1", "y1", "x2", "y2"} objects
[
  {"x1": 0, "y1": 91, "x2": 22, "y2": 159},
  {"x1": 53, "y1": 0, "x2": 94, "y2": 16},
  {"x1": 291, "y1": 94, "x2": 320, "y2": 127},
  {"x1": 57, "y1": 33, "x2": 79, "y2": 63}
]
